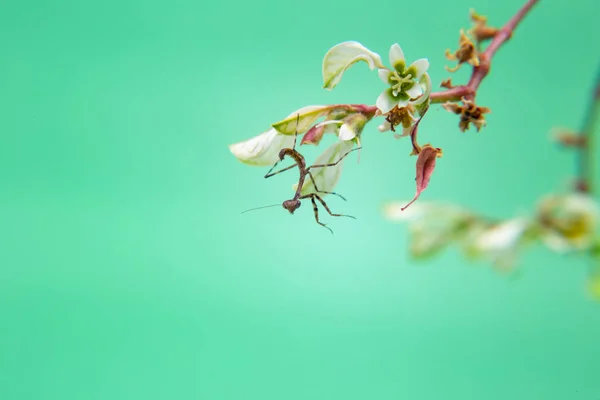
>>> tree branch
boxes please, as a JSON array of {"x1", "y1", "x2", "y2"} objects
[
  {"x1": 576, "y1": 69, "x2": 600, "y2": 193},
  {"x1": 430, "y1": 0, "x2": 540, "y2": 104}
]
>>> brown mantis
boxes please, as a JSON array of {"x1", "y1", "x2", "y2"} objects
[{"x1": 245, "y1": 114, "x2": 361, "y2": 234}]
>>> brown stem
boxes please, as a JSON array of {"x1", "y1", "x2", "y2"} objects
[
  {"x1": 430, "y1": 0, "x2": 540, "y2": 103},
  {"x1": 576, "y1": 69, "x2": 600, "y2": 193}
]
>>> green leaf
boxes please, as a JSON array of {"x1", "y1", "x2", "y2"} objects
[{"x1": 322, "y1": 41, "x2": 384, "y2": 90}]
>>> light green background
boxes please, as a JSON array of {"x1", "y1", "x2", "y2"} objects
[{"x1": 1, "y1": 0, "x2": 599, "y2": 399}]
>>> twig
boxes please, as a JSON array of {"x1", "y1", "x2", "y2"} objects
[
  {"x1": 430, "y1": 0, "x2": 540, "y2": 103},
  {"x1": 576, "y1": 68, "x2": 600, "y2": 193}
]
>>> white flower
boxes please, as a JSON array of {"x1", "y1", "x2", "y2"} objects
[
  {"x1": 376, "y1": 44, "x2": 432, "y2": 114},
  {"x1": 537, "y1": 193, "x2": 599, "y2": 253},
  {"x1": 376, "y1": 106, "x2": 419, "y2": 138}
]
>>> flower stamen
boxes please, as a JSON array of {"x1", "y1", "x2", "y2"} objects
[
  {"x1": 385, "y1": 106, "x2": 414, "y2": 132},
  {"x1": 390, "y1": 72, "x2": 414, "y2": 96}
]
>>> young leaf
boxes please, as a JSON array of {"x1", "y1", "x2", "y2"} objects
[
  {"x1": 228, "y1": 128, "x2": 295, "y2": 166},
  {"x1": 322, "y1": 41, "x2": 384, "y2": 90},
  {"x1": 402, "y1": 145, "x2": 442, "y2": 210},
  {"x1": 301, "y1": 124, "x2": 327, "y2": 146},
  {"x1": 295, "y1": 140, "x2": 355, "y2": 196},
  {"x1": 271, "y1": 105, "x2": 335, "y2": 135}
]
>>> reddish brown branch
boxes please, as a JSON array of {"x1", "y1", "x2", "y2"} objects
[
  {"x1": 576, "y1": 69, "x2": 600, "y2": 193},
  {"x1": 430, "y1": 0, "x2": 540, "y2": 103}
]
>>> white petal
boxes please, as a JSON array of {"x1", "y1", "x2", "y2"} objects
[
  {"x1": 540, "y1": 233, "x2": 572, "y2": 254},
  {"x1": 411, "y1": 73, "x2": 432, "y2": 106},
  {"x1": 399, "y1": 124, "x2": 413, "y2": 137},
  {"x1": 537, "y1": 193, "x2": 599, "y2": 252},
  {"x1": 388, "y1": 43, "x2": 405, "y2": 71},
  {"x1": 376, "y1": 88, "x2": 399, "y2": 114},
  {"x1": 405, "y1": 82, "x2": 423, "y2": 99},
  {"x1": 322, "y1": 41, "x2": 385, "y2": 90},
  {"x1": 407, "y1": 58, "x2": 429, "y2": 78},
  {"x1": 563, "y1": 193, "x2": 599, "y2": 219},
  {"x1": 378, "y1": 120, "x2": 392, "y2": 132},
  {"x1": 396, "y1": 95, "x2": 410, "y2": 108},
  {"x1": 338, "y1": 123, "x2": 356, "y2": 141},
  {"x1": 229, "y1": 128, "x2": 295, "y2": 166},
  {"x1": 299, "y1": 140, "x2": 355, "y2": 195},
  {"x1": 315, "y1": 120, "x2": 343, "y2": 129},
  {"x1": 378, "y1": 68, "x2": 392, "y2": 84}
]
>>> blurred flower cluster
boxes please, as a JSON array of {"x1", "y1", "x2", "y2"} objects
[{"x1": 383, "y1": 192, "x2": 600, "y2": 297}]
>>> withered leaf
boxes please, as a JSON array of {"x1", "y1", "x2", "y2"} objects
[{"x1": 402, "y1": 145, "x2": 442, "y2": 211}]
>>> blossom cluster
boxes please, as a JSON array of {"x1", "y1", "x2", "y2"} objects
[{"x1": 230, "y1": 42, "x2": 436, "y2": 207}]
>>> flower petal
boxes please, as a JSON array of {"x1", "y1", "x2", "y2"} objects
[
  {"x1": 468, "y1": 218, "x2": 532, "y2": 270},
  {"x1": 315, "y1": 120, "x2": 343, "y2": 128},
  {"x1": 473, "y1": 218, "x2": 529, "y2": 252},
  {"x1": 338, "y1": 123, "x2": 356, "y2": 141},
  {"x1": 540, "y1": 233, "x2": 572, "y2": 254},
  {"x1": 537, "y1": 193, "x2": 599, "y2": 252},
  {"x1": 389, "y1": 43, "x2": 405, "y2": 71},
  {"x1": 376, "y1": 88, "x2": 400, "y2": 113},
  {"x1": 406, "y1": 58, "x2": 429, "y2": 78},
  {"x1": 405, "y1": 82, "x2": 423, "y2": 99},
  {"x1": 396, "y1": 93, "x2": 410, "y2": 108},
  {"x1": 399, "y1": 124, "x2": 413, "y2": 137},
  {"x1": 378, "y1": 68, "x2": 392, "y2": 84},
  {"x1": 412, "y1": 73, "x2": 432, "y2": 106},
  {"x1": 229, "y1": 128, "x2": 295, "y2": 166},
  {"x1": 378, "y1": 120, "x2": 392, "y2": 132},
  {"x1": 322, "y1": 41, "x2": 384, "y2": 90},
  {"x1": 299, "y1": 140, "x2": 355, "y2": 195}
]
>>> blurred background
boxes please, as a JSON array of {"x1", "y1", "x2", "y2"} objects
[{"x1": 1, "y1": 0, "x2": 599, "y2": 398}]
